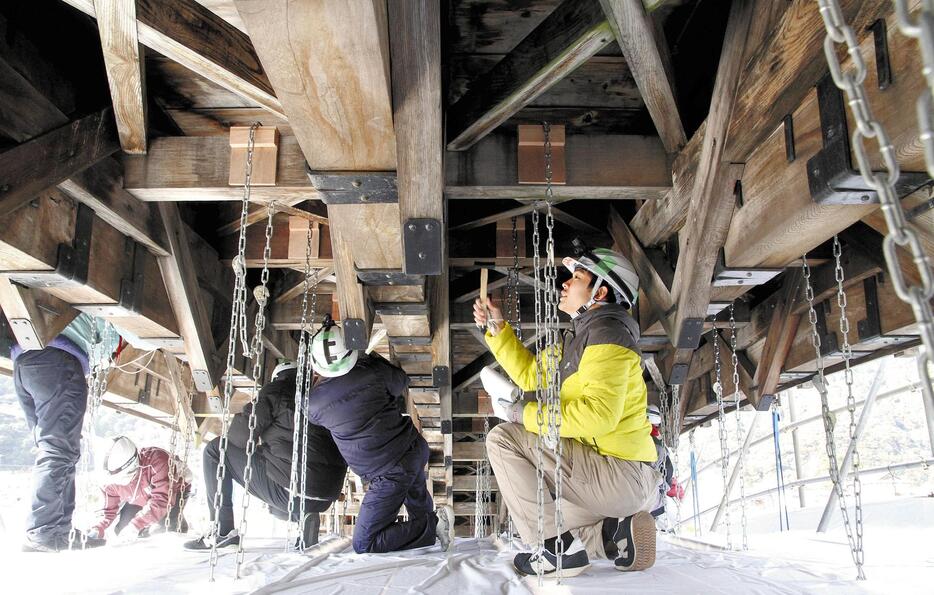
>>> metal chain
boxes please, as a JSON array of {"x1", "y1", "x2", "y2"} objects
[
  {"x1": 729, "y1": 304, "x2": 748, "y2": 550},
  {"x1": 833, "y1": 235, "x2": 864, "y2": 568},
  {"x1": 507, "y1": 216, "x2": 523, "y2": 340},
  {"x1": 531, "y1": 196, "x2": 547, "y2": 583},
  {"x1": 298, "y1": 271, "x2": 319, "y2": 548},
  {"x1": 210, "y1": 122, "x2": 259, "y2": 580},
  {"x1": 235, "y1": 202, "x2": 276, "y2": 577},
  {"x1": 474, "y1": 417, "x2": 492, "y2": 539},
  {"x1": 713, "y1": 331, "x2": 731, "y2": 549},
  {"x1": 819, "y1": 0, "x2": 934, "y2": 434},
  {"x1": 669, "y1": 383, "x2": 682, "y2": 532},
  {"x1": 802, "y1": 252, "x2": 865, "y2": 580}
]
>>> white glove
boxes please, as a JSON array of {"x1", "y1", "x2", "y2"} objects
[
  {"x1": 112, "y1": 527, "x2": 140, "y2": 545},
  {"x1": 492, "y1": 395, "x2": 523, "y2": 423}
]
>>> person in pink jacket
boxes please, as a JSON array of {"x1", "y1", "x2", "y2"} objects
[{"x1": 90, "y1": 436, "x2": 191, "y2": 543}]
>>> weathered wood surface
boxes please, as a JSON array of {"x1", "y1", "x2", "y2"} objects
[
  {"x1": 669, "y1": 0, "x2": 753, "y2": 350},
  {"x1": 62, "y1": 0, "x2": 283, "y2": 117},
  {"x1": 0, "y1": 108, "x2": 120, "y2": 217},
  {"x1": 752, "y1": 270, "x2": 803, "y2": 404},
  {"x1": 235, "y1": 0, "x2": 395, "y2": 170},
  {"x1": 93, "y1": 0, "x2": 147, "y2": 153},
  {"x1": 446, "y1": 0, "x2": 614, "y2": 151},
  {"x1": 599, "y1": 0, "x2": 684, "y2": 152}
]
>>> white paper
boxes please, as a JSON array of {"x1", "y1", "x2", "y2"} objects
[{"x1": 480, "y1": 366, "x2": 521, "y2": 404}]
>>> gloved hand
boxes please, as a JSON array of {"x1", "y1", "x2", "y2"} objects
[
  {"x1": 112, "y1": 527, "x2": 142, "y2": 545},
  {"x1": 86, "y1": 526, "x2": 105, "y2": 540},
  {"x1": 492, "y1": 396, "x2": 523, "y2": 423}
]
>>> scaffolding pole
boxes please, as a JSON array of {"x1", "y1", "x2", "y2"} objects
[
  {"x1": 788, "y1": 395, "x2": 807, "y2": 508},
  {"x1": 815, "y1": 363, "x2": 885, "y2": 533},
  {"x1": 710, "y1": 412, "x2": 761, "y2": 532}
]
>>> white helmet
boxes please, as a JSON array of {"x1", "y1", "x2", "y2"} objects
[
  {"x1": 271, "y1": 360, "x2": 297, "y2": 381},
  {"x1": 562, "y1": 247, "x2": 639, "y2": 315},
  {"x1": 104, "y1": 436, "x2": 139, "y2": 482},
  {"x1": 310, "y1": 319, "x2": 359, "y2": 378},
  {"x1": 647, "y1": 405, "x2": 661, "y2": 426}
]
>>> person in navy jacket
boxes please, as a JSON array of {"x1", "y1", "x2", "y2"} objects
[{"x1": 304, "y1": 317, "x2": 454, "y2": 554}]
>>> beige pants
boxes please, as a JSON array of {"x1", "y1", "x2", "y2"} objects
[{"x1": 486, "y1": 422, "x2": 660, "y2": 560}]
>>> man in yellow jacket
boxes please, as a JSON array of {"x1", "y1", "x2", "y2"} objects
[{"x1": 474, "y1": 247, "x2": 661, "y2": 577}]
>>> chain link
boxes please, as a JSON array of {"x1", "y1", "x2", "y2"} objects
[
  {"x1": 713, "y1": 331, "x2": 731, "y2": 549},
  {"x1": 802, "y1": 252, "x2": 865, "y2": 580},
  {"x1": 819, "y1": 0, "x2": 934, "y2": 438},
  {"x1": 474, "y1": 417, "x2": 492, "y2": 539},
  {"x1": 729, "y1": 304, "x2": 748, "y2": 550}
]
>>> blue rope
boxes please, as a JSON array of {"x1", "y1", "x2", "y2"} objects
[
  {"x1": 690, "y1": 448, "x2": 701, "y2": 535},
  {"x1": 772, "y1": 409, "x2": 791, "y2": 531}
]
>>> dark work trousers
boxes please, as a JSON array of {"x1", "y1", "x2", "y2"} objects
[
  {"x1": 14, "y1": 347, "x2": 88, "y2": 542},
  {"x1": 202, "y1": 438, "x2": 331, "y2": 535},
  {"x1": 353, "y1": 435, "x2": 437, "y2": 554},
  {"x1": 113, "y1": 490, "x2": 190, "y2": 535}
]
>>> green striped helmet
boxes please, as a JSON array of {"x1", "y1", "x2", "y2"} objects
[{"x1": 310, "y1": 325, "x2": 359, "y2": 377}]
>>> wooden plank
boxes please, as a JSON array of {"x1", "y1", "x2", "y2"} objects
[
  {"x1": 0, "y1": 276, "x2": 77, "y2": 350},
  {"x1": 94, "y1": 0, "x2": 147, "y2": 153},
  {"x1": 0, "y1": 108, "x2": 120, "y2": 217},
  {"x1": 453, "y1": 441, "x2": 487, "y2": 461},
  {"x1": 599, "y1": 0, "x2": 685, "y2": 153},
  {"x1": 446, "y1": 0, "x2": 613, "y2": 151},
  {"x1": 235, "y1": 0, "x2": 395, "y2": 170},
  {"x1": 669, "y1": 0, "x2": 753, "y2": 350},
  {"x1": 157, "y1": 202, "x2": 217, "y2": 391},
  {"x1": 62, "y1": 0, "x2": 283, "y2": 118},
  {"x1": 724, "y1": 0, "x2": 890, "y2": 162},
  {"x1": 752, "y1": 270, "x2": 803, "y2": 404}
]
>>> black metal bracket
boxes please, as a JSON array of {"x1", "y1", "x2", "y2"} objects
[
  {"x1": 441, "y1": 419, "x2": 452, "y2": 434},
  {"x1": 389, "y1": 336, "x2": 433, "y2": 347},
  {"x1": 357, "y1": 269, "x2": 424, "y2": 286},
  {"x1": 306, "y1": 168, "x2": 397, "y2": 204},
  {"x1": 855, "y1": 274, "x2": 917, "y2": 350},
  {"x1": 783, "y1": 114, "x2": 796, "y2": 163},
  {"x1": 342, "y1": 318, "x2": 368, "y2": 350},
  {"x1": 869, "y1": 19, "x2": 892, "y2": 90},
  {"x1": 374, "y1": 302, "x2": 429, "y2": 316},
  {"x1": 807, "y1": 74, "x2": 929, "y2": 205},
  {"x1": 814, "y1": 300, "x2": 840, "y2": 357},
  {"x1": 444, "y1": 455, "x2": 453, "y2": 467},
  {"x1": 712, "y1": 249, "x2": 783, "y2": 288},
  {"x1": 432, "y1": 365, "x2": 450, "y2": 387},
  {"x1": 669, "y1": 362, "x2": 689, "y2": 385},
  {"x1": 6, "y1": 203, "x2": 94, "y2": 289},
  {"x1": 705, "y1": 299, "x2": 750, "y2": 323},
  {"x1": 78, "y1": 238, "x2": 147, "y2": 318},
  {"x1": 755, "y1": 394, "x2": 776, "y2": 412},
  {"x1": 0, "y1": 314, "x2": 14, "y2": 359},
  {"x1": 676, "y1": 318, "x2": 704, "y2": 349},
  {"x1": 402, "y1": 218, "x2": 442, "y2": 275}
]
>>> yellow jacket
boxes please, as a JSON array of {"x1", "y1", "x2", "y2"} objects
[{"x1": 485, "y1": 305, "x2": 656, "y2": 462}]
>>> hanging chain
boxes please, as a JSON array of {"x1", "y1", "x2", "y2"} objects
[
  {"x1": 713, "y1": 331, "x2": 731, "y2": 549},
  {"x1": 234, "y1": 200, "x2": 276, "y2": 576},
  {"x1": 833, "y1": 235, "x2": 865, "y2": 569},
  {"x1": 474, "y1": 417, "x2": 492, "y2": 539},
  {"x1": 210, "y1": 122, "x2": 259, "y2": 579},
  {"x1": 819, "y1": 0, "x2": 934, "y2": 431},
  {"x1": 729, "y1": 304, "x2": 748, "y2": 550},
  {"x1": 506, "y1": 216, "x2": 523, "y2": 340},
  {"x1": 802, "y1": 253, "x2": 865, "y2": 580},
  {"x1": 531, "y1": 196, "x2": 547, "y2": 583},
  {"x1": 669, "y1": 383, "x2": 682, "y2": 532},
  {"x1": 298, "y1": 270, "x2": 319, "y2": 548},
  {"x1": 69, "y1": 322, "x2": 114, "y2": 550}
]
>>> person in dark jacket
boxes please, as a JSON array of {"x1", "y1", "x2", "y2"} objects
[
  {"x1": 9, "y1": 312, "x2": 119, "y2": 552},
  {"x1": 184, "y1": 361, "x2": 347, "y2": 551},
  {"x1": 304, "y1": 318, "x2": 454, "y2": 554}
]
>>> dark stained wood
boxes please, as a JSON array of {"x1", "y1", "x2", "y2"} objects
[
  {"x1": 61, "y1": 0, "x2": 283, "y2": 117},
  {"x1": 446, "y1": 0, "x2": 614, "y2": 151},
  {"x1": 752, "y1": 270, "x2": 802, "y2": 406},
  {"x1": 599, "y1": 0, "x2": 685, "y2": 152},
  {"x1": 0, "y1": 108, "x2": 120, "y2": 217}
]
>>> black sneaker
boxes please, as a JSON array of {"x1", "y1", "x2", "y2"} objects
[
  {"x1": 183, "y1": 530, "x2": 240, "y2": 551},
  {"x1": 613, "y1": 511, "x2": 656, "y2": 572},
  {"x1": 22, "y1": 530, "x2": 105, "y2": 552},
  {"x1": 513, "y1": 538, "x2": 591, "y2": 578}
]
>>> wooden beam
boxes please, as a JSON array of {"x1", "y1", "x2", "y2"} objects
[
  {"x1": 446, "y1": 0, "x2": 613, "y2": 151},
  {"x1": 157, "y1": 202, "x2": 217, "y2": 391},
  {"x1": 0, "y1": 276, "x2": 77, "y2": 350},
  {"x1": 0, "y1": 108, "x2": 119, "y2": 217},
  {"x1": 61, "y1": 0, "x2": 283, "y2": 118},
  {"x1": 599, "y1": 0, "x2": 685, "y2": 153},
  {"x1": 669, "y1": 0, "x2": 753, "y2": 350},
  {"x1": 93, "y1": 0, "x2": 147, "y2": 153},
  {"x1": 445, "y1": 185, "x2": 667, "y2": 201},
  {"x1": 235, "y1": 0, "x2": 395, "y2": 170},
  {"x1": 752, "y1": 270, "x2": 803, "y2": 405}
]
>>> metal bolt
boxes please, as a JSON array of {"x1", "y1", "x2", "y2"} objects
[
  {"x1": 408, "y1": 223, "x2": 417, "y2": 231},
  {"x1": 861, "y1": 194, "x2": 870, "y2": 202},
  {"x1": 0, "y1": 184, "x2": 9, "y2": 192},
  {"x1": 360, "y1": 194, "x2": 369, "y2": 202},
  {"x1": 418, "y1": 252, "x2": 427, "y2": 260},
  {"x1": 424, "y1": 223, "x2": 434, "y2": 231},
  {"x1": 352, "y1": 180, "x2": 362, "y2": 188}
]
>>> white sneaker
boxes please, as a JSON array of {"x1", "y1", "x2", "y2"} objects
[
  {"x1": 513, "y1": 537, "x2": 591, "y2": 578},
  {"x1": 435, "y1": 505, "x2": 455, "y2": 552}
]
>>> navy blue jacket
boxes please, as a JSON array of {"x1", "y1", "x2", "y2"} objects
[{"x1": 305, "y1": 354, "x2": 416, "y2": 480}]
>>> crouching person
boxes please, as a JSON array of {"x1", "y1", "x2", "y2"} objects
[
  {"x1": 475, "y1": 248, "x2": 661, "y2": 577},
  {"x1": 185, "y1": 361, "x2": 347, "y2": 551},
  {"x1": 304, "y1": 318, "x2": 454, "y2": 554},
  {"x1": 90, "y1": 436, "x2": 191, "y2": 544}
]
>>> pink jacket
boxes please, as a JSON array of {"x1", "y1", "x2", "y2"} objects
[{"x1": 93, "y1": 447, "x2": 190, "y2": 534}]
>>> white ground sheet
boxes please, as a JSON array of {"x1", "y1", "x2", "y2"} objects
[{"x1": 3, "y1": 498, "x2": 931, "y2": 594}]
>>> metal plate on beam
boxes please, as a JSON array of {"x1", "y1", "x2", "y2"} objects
[
  {"x1": 357, "y1": 269, "x2": 424, "y2": 286},
  {"x1": 375, "y1": 302, "x2": 429, "y2": 316},
  {"x1": 191, "y1": 369, "x2": 213, "y2": 392},
  {"x1": 403, "y1": 218, "x2": 442, "y2": 275},
  {"x1": 670, "y1": 363, "x2": 689, "y2": 385},
  {"x1": 342, "y1": 318, "x2": 367, "y2": 350},
  {"x1": 389, "y1": 336, "x2": 433, "y2": 347},
  {"x1": 306, "y1": 169, "x2": 397, "y2": 204},
  {"x1": 433, "y1": 365, "x2": 450, "y2": 387},
  {"x1": 9, "y1": 318, "x2": 41, "y2": 351},
  {"x1": 712, "y1": 268, "x2": 783, "y2": 287},
  {"x1": 676, "y1": 318, "x2": 704, "y2": 349}
]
